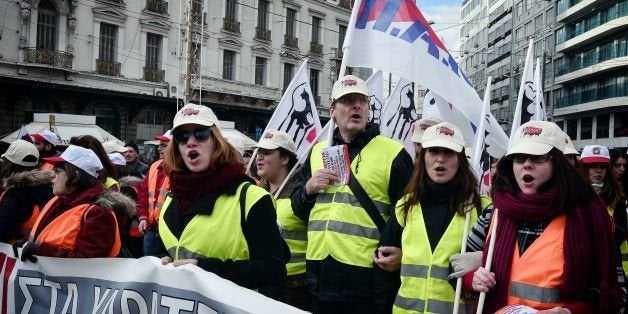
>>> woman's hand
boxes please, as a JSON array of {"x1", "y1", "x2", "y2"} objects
[
  {"x1": 472, "y1": 267, "x2": 495, "y2": 292},
  {"x1": 161, "y1": 256, "x2": 198, "y2": 267},
  {"x1": 373, "y1": 246, "x2": 402, "y2": 272},
  {"x1": 160, "y1": 256, "x2": 173, "y2": 265}
]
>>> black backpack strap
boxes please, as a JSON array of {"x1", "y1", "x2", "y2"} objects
[
  {"x1": 239, "y1": 182, "x2": 251, "y2": 230},
  {"x1": 348, "y1": 171, "x2": 386, "y2": 232}
]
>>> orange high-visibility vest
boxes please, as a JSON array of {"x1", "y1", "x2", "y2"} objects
[
  {"x1": 40, "y1": 162, "x2": 54, "y2": 171},
  {"x1": 506, "y1": 214, "x2": 567, "y2": 310},
  {"x1": 31, "y1": 196, "x2": 121, "y2": 257},
  {"x1": 0, "y1": 191, "x2": 41, "y2": 243},
  {"x1": 147, "y1": 160, "x2": 170, "y2": 227}
]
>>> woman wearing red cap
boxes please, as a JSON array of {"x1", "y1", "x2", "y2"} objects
[{"x1": 15, "y1": 145, "x2": 135, "y2": 261}]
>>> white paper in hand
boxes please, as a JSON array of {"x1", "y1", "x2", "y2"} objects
[{"x1": 322, "y1": 145, "x2": 351, "y2": 185}]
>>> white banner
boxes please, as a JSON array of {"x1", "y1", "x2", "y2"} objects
[
  {"x1": 366, "y1": 70, "x2": 385, "y2": 126},
  {"x1": 380, "y1": 77, "x2": 418, "y2": 156},
  {"x1": 0, "y1": 243, "x2": 304, "y2": 314},
  {"x1": 510, "y1": 39, "x2": 539, "y2": 147}
]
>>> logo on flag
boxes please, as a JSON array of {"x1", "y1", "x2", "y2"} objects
[
  {"x1": 366, "y1": 70, "x2": 384, "y2": 126},
  {"x1": 383, "y1": 80, "x2": 417, "y2": 141}
]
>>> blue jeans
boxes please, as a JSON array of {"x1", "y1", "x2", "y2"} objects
[{"x1": 143, "y1": 229, "x2": 161, "y2": 256}]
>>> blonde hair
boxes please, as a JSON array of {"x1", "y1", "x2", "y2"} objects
[{"x1": 164, "y1": 125, "x2": 241, "y2": 175}]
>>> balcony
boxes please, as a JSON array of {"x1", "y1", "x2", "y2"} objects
[
  {"x1": 284, "y1": 35, "x2": 298, "y2": 49},
  {"x1": 144, "y1": 67, "x2": 165, "y2": 82},
  {"x1": 96, "y1": 59, "x2": 121, "y2": 76},
  {"x1": 555, "y1": 56, "x2": 628, "y2": 85},
  {"x1": 556, "y1": 16, "x2": 628, "y2": 53},
  {"x1": 557, "y1": 0, "x2": 612, "y2": 22},
  {"x1": 147, "y1": 0, "x2": 168, "y2": 14},
  {"x1": 24, "y1": 48, "x2": 73, "y2": 69},
  {"x1": 223, "y1": 18, "x2": 240, "y2": 33},
  {"x1": 310, "y1": 42, "x2": 323, "y2": 55},
  {"x1": 255, "y1": 27, "x2": 271, "y2": 41},
  {"x1": 339, "y1": 0, "x2": 351, "y2": 9}
]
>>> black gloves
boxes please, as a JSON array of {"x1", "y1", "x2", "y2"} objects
[{"x1": 12, "y1": 240, "x2": 39, "y2": 263}]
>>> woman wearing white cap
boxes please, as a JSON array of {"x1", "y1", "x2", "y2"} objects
[
  {"x1": 466, "y1": 121, "x2": 623, "y2": 313},
  {"x1": 0, "y1": 140, "x2": 54, "y2": 243},
  {"x1": 254, "y1": 129, "x2": 311, "y2": 310},
  {"x1": 375, "y1": 122, "x2": 492, "y2": 313},
  {"x1": 580, "y1": 145, "x2": 628, "y2": 275},
  {"x1": 15, "y1": 145, "x2": 135, "y2": 261},
  {"x1": 159, "y1": 104, "x2": 286, "y2": 290}
]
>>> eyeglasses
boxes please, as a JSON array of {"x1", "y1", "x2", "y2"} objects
[
  {"x1": 173, "y1": 128, "x2": 212, "y2": 144},
  {"x1": 512, "y1": 154, "x2": 552, "y2": 164},
  {"x1": 335, "y1": 95, "x2": 368, "y2": 105}
]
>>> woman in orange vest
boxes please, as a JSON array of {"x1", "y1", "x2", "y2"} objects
[
  {"x1": 15, "y1": 145, "x2": 135, "y2": 261},
  {"x1": 0, "y1": 139, "x2": 53, "y2": 243},
  {"x1": 464, "y1": 121, "x2": 624, "y2": 313}
]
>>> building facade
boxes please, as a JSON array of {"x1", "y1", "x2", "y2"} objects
[{"x1": 0, "y1": 0, "x2": 351, "y2": 145}]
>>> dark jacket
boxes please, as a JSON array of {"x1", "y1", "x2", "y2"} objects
[
  {"x1": 0, "y1": 170, "x2": 54, "y2": 242},
  {"x1": 290, "y1": 124, "x2": 414, "y2": 305}
]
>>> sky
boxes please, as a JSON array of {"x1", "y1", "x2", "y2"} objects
[{"x1": 416, "y1": 0, "x2": 463, "y2": 58}]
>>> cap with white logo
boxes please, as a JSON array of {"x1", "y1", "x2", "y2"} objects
[
  {"x1": 507, "y1": 121, "x2": 564, "y2": 156},
  {"x1": 32, "y1": 130, "x2": 60, "y2": 146},
  {"x1": 421, "y1": 122, "x2": 465, "y2": 153},
  {"x1": 581, "y1": 145, "x2": 610, "y2": 164},
  {"x1": 1, "y1": 139, "x2": 39, "y2": 167},
  {"x1": 254, "y1": 129, "x2": 297, "y2": 155},
  {"x1": 411, "y1": 117, "x2": 443, "y2": 144},
  {"x1": 331, "y1": 75, "x2": 369, "y2": 102},
  {"x1": 43, "y1": 145, "x2": 103, "y2": 178},
  {"x1": 173, "y1": 103, "x2": 220, "y2": 130}
]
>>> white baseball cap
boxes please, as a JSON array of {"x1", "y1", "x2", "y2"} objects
[
  {"x1": 102, "y1": 140, "x2": 127, "y2": 154},
  {"x1": 154, "y1": 130, "x2": 172, "y2": 142},
  {"x1": 254, "y1": 129, "x2": 297, "y2": 155},
  {"x1": 421, "y1": 122, "x2": 465, "y2": 153},
  {"x1": 411, "y1": 117, "x2": 443, "y2": 144},
  {"x1": 581, "y1": 145, "x2": 610, "y2": 164},
  {"x1": 173, "y1": 103, "x2": 220, "y2": 130},
  {"x1": 32, "y1": 130, "x2": 60, "y2": 146},
  {"x1": 1, "y1": 139, "x2": 39, "y2": 167},
  {"x1": 43, "y1": 145, "x2": 103, "y2": 178},
  {"x1": 223, "y1": 134, "x2": 245, "y2": 156},
  {"x1": 331, "y1": 75, "x2": 369, "y2": 102},
  {"x1": 107, "y1": 152, "x2": 126, "y2": 166},
  {"x1": 507, "y1": 121, "x2": 565, "y2": 156},
  {"x1": 561, "y1": 131, "x2": 579, "y2": 155}
]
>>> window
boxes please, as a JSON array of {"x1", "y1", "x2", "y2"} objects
[
  {"x1": 597, "y1": 114, "x2": 609, "y2": 138},
  {"x1": 257, "y1": 0, "x2": 269, "y2": 29},
  {"x1": 567, "y1": 119, "x2": 577, "y2": 140},
  {"x1": 226, "y1": 0, "x2": 238, "y2": 21},
  {"x1": 283, "y1": 63, "x2": 294, "y2": 91},
  {"x1": 310, "y1": 69, "x2": 319, "y2": 100},
  {"x1": 255, "y1": 57, "x2": 266, "y2": 85},
  {"x1": 286, "y1": 8, "x2": 296, "y2": 37},
  {"x1": 311, "y1": 16, "x2": 321, "y2": 44},
  {"x1": 99, "y1": 23, "x2": 117, "y2": 63},
  {"x1": 146, "y1": 33, "x2": 162, "y2": 69},
  {"x1": 223, "y1": 50, "x2": 235, "y2": 80},
  {"x1": 615, "y1": 112, "x2": 628, "y2": 138},
  {"x1": 535, "y1": 15, "x2": 543, "y2": 30},
  {"x1": 555, "y1": 120, "x2": 564, "y2": 130},
  {"x1": 580, "y1": 117, "x2": 592, "y2": 140},
  {"x1": 516, "y1": 0, "x2": 523, "y2": 16},
  {"x1": 37, "y1": 0, "x2": 56, "y2": 50},
  {"x1": 338, "y1": 25, "x2": 347, "y2": 48}
]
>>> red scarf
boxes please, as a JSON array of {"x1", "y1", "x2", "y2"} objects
[
  {"x1": 485, "y1": 188, "x2": 622, "y2": 313},
  {"x1": 170, "y1": 162, "x2": 246, "y2": 213}
]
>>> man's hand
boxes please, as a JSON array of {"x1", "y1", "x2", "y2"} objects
[
  {"x1": 373, "y1": 246, "x2": 402, "y2": 272},
  {"x1": 449, "y1": 251, "x2": 483, "y2": 278},
  {"x1": 138, "y1": 219, "x2": 148, "y2": 235},
  {"x1": 305, "y1": 169, "x2": 340, "y2": 196}
]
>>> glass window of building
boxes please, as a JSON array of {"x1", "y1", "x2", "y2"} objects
[
  {"x1": 37, "y1": 0, "x2": 57, "y2": 50},
  {"x1": 99, "y1": 23, "x2": 117, "y2": 63},
  {"x1": 580, "y1": 117, "x2": 592, "y2": 140},
  {"x1": 222, "y1": 50, "x2": 235, "y2": 80},
  {"x1": 567, "y1": 119, "x2": 577, "y2": 140},
  {"x1": 283, "y1": 63, "x2": 294, "y2": 91},
  {"x1": 286, "y1": 8, "x2": 296, "y2": 38},
  {"x1": 146, "y1": 33, "x2": 162, "y2": 70},
  {"x1": 255, "y1": 57, "x2": 266, "y2": 86},
  {"x1": 615, "y1": 112, "x2": 628, "y2": 138},
  {"x1": 257, "y1": 0, "x2": 269, "y2": 30},
  {"x1": 597, "y1": 114, "x2": 609, "y2": 138}
]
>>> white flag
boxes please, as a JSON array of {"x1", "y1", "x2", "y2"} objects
[
  {"x1": 380, "y1": 77, "x2": 418, "y2": 155},
  {"x1": 264, "y1": 59, "x2": 322, "y2": 158},
  {"x1": 510, "y1": 39, "x2": 539, "y2": 147},
  {"x1": 366, "y1": 70, "x2": 385, "y2": 126},
  {"x1": 534, "y1": 57, "x2": 547, "y2": 121},
  {"x1": 343, "y1": 0, "x2": 509, "y2": 157}
]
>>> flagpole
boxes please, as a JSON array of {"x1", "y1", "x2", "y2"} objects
[
  {"x1": 476, "y1": 208, "x2": 499, "y2": 314},
  {"x1": 471, "y1": 77, "x2": 492, "y2": 179},
  {"x1": 508, "y1": 39, "x2": 533, "y2": 148},
  {"x1": 452, "y1": 207, "x2": 471, "y2": 314},
  {"x1": 534, "y1": 57, "x2": 542, "y2": 121}
]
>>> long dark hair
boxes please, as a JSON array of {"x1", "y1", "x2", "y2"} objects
[
  {"x1": 492, "y1": 148, "x2": 595, "y2": 212},
  {"x1": 580, "y1": 161, "x2": 621, "y2": 209},
  {"x1": 401, "y1": 147, "x2": 480, "y2": 219}
]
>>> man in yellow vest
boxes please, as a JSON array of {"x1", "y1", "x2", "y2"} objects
[
  {"x1": 291, "y1": 75, "x2": 414, "y2": 313},
  {"x1": 137, "y1": 131, "x2": 171, "y2": 256}
]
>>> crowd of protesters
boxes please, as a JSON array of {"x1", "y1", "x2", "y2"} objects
[{"x1": 1, "y1": 75, "x2": 627, "y2": 313}]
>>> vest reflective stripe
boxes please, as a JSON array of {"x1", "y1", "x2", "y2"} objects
[
  {"x1": 507, "y1": 214, "x2": 567, "y2": 310},
  {"x1": 393, "y1": 196, "x2": 488, "y2": 314},
  {"x1": 308, "y1": 219, "x2": 380, "y2": 240},
  {"x1": 315, "y1": 191, "x2": 390, "y2": 215},
  {"x1": 276, "y1": 198, "x2": 307, "y2": 276},
  {"x1": 307, "y1": 137, "x2": 403, "y2": 267},
  {"x1": 159, "y1": 182, "x2": 268, "y2": 262},
  {"x1": 31, "y1": 196, "x2": 121, "y2": 257},
  {"x1": 0, "y1": 191, "x2": 41, "y2": 243},
  {"x1": 147, "y1": 160, "x2": 170, "y2": 226},
  {"x1": 104, "y1": 177, "x2": 120, "y2": 190}
]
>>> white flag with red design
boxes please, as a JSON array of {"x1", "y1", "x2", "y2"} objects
[{"x1": 264, "y1": 59, "x2": 323, "y2": 159}]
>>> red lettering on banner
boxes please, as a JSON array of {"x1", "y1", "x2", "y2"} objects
[{"x1": 1, "y1": 253, "x2": 17, "y2": 314}]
